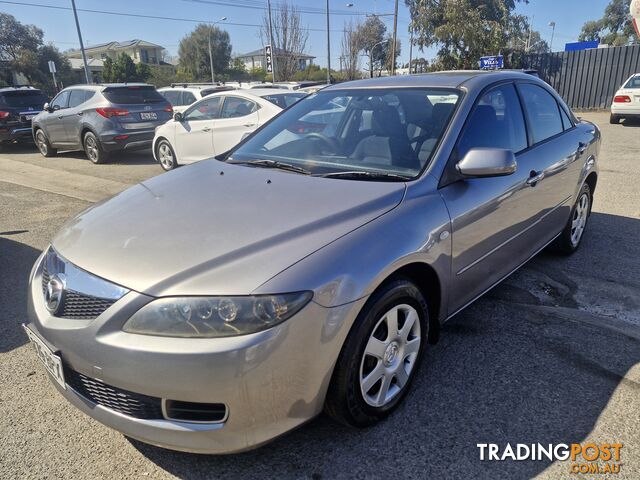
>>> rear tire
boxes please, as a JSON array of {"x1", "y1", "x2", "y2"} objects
[
  {"x1": 155, "y1": 139, "x2": 178, "y2": 171},
  {"x1": 325, "y1": 278, "x2": 429, "y2": 428},
  {"x1": 83, "y1": 131, "x2": 109, "y2": 164},
  {"x1": 609, "y1": 114, "x2": 621, "y2": 124},
  {"x1": 35, "y1": 129, "x2": 57, "y2": 157},
  {"x1": 552, "y1": 183, "x2": 592, "y2": 255}
]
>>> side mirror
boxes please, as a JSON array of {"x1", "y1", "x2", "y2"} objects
[
  {"x1": 456, "y1": 148, "x2": 517, "y2": 178},
  {"x1": 174, "y1": 112, "x2": 183, "y2": 122},
  {"x1": 43, "y1": 102, "x2": 51, "y2": 112}
]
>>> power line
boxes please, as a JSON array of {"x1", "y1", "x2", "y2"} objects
[{"x1": 183, "y1": 0, "x2": 369, "y2": 16}]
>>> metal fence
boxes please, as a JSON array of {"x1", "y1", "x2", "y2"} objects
[{"x1": 523, "y1": 45, "x2": 640, "y2": 110}]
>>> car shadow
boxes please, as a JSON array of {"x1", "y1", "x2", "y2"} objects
[
  {"x1": 128, "y1": 212, "x2": 640, "y2": 479},
  {"x1": 622, "y1": 117, "x2": 640, "y2": 127},
  {"x1": 0, "y1": 142, "x2": 157, "y2": 166},
  {"x1": 0, "y1": 236, "x2": 42, "y2": 353}
]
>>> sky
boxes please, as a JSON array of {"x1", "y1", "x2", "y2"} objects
[{"x1": 0, "y1": 0, "x2": 613, "y2": 68}]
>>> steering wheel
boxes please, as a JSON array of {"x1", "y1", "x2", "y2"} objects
[{"x1": 305, "y1": 132, "x2": 340, "y2": 154}]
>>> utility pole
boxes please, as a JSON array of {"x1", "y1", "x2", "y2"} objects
[
  {"x1": 326, "y1": 0, "x2": 331, "y2": 84},
  {"x1": 548, "y1": 21, "x2": 556, "y2": 52},
  {"x1": 70, "y1": 0, "x2": 91, "y2": 84},
  {"x1": 408, "y1": 27, "x2": 413, "y2": 74},
  {"x1": 390, "y1": 0, "x2": 399, "y2": 75},
  {"x1": 526, "y1": 15, "x2": 534, "y2": 53},
  {"x1": 208, "y1": 33, "x2": 215, "y2": 84},
  {"x1": 267, "y1": 0, "x2": 277, "y2": 82}
]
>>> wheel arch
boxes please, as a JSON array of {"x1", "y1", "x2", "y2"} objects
[
  {"x1": 80, "y1": 125, "x2": 99, "y2": 147},
  {"x1": 585, "y1": 171, "x2": 597, "y2": 197}
]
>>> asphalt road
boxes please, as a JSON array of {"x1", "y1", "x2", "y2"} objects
[{"x1": 1, "y1": 113, "x2": 639, "y2": 479}]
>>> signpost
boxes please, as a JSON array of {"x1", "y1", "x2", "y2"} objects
[
  {"x1": 480, "y1": 55, "x2": 504, "y2": 70},
  {"x1": 265, "y1": 45, "x2": 273, "y2": 74},
  {"x1": 47, "y1": 60, "x2": 58, "y2": 92}
]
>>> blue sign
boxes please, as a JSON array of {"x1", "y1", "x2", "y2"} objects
[
  {"x1": 480, "y1": 55, "x2": 504, "y2": 70},
  {"x1": 564, "y1": 41, "x2": 599, "y2": 52}
]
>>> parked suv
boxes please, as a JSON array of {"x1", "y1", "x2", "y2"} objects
[
  {"x1": 158, "y1": 84, "x2": 235, "y2": 113},
  {"x1": 32, "y1": 83, "x2": 173, "y2": 163},
  {"x1": 0, "y1": 86, "x2": 48, "y2": 147}
]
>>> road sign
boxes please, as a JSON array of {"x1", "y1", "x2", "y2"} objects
[
  {"x1": 264, "y1": 45, "x2": 273, "y2": 73},
  {"x1": 479, "y1": 55, "x2": 503, "y2": 70},
  {"x1": 47, "y1": 60, "x2": 57, "y2": 74}
]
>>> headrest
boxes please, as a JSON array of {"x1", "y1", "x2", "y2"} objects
[{"x1": 372, "y1": 106, "x2": 405, "y2": 137}]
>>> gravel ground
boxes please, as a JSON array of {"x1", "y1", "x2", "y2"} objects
[{"x1": 0, "y1": 112, "x2": 638, "y2": 479}]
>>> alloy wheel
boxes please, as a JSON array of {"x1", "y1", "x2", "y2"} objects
[
  {"x1": 359, "y1": 304, "x2": 421, "y2": 408},
  {"x1": 158, "y1": 142, "x2": 175, "y2": 170},
  {"x1": 570, "y1": 192, "x2": 590, "y2": 246},
  {"x1": 85, "y1": 135, "x2": 99, "y2": 162},
  {"x1": 36, "y1": 131, "x2": 48, "y2": 156}
]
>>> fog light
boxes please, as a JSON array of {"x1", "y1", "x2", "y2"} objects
[{"x1": 113, "y1": 134, "x2": 129, "y2": 140}]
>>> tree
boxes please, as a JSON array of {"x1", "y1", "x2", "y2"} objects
[
  {"x1": 383, "y1": 38, "x2": 401, "y2": 74},
  {"x1": 179, "y1": 24, "x2": 232, "y2": 82},
  {"x1": 340, "y1": 20, "x2": 361, "y2": 80},
  {"x1": 102, "y1": 53, "x2": 150, "y2": 82},
  {"x1": 355, "y1": 15, "x2": 387, "y2": 77},
  {"x1": 0, "y1": 13, "x2": 43, "y2": 62},
  {"x1": 579, "y1": 0, "x2": 637, "y2": 46},
  {"x1": 260, "y1": 1, "x2": 309, "y2": 81},
  {"x1": 405, "y1": 0, "x2": 530, "y2": 69}
]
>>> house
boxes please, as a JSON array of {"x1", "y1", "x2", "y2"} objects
[
  {"x1": 234, "y1": 47, "x2": 315, "y2": 72},
  {"x1": 68, "y1": 58, "x2": 104, "y2": 84},
  {"x1": 66, "y1": 39, "x2": 165, "y2": 65}
]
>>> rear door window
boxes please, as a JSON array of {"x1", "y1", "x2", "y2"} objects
[
  {"x1": 68, "y1": 89, "x2": 88, "y2": 108},
  {"x1": 559, "y1": 106, "x2": 573, "y2": 130},
  {"x1": 182, "y1": 92, "x2": 196, "y2": 105},
  {"x1": 161, "y1": 90, "x2": 181, "y2": 106},
  {"x1": 623, "y1": 76, "x2": 640, "y2": 89},
  {"x1": 103, "y1": 86, "x2": 165, "y2": 104},
  {"x1": 457, "y1": 83, "x2": 527, "y2": 158},
  {"x1": 221, "y1": 97, "x2": 257, "y2": 118},
  {"x1": 0, "y1": 90, "x2": 48, "y2": 108},
  {"x1": 518, "y1": 83, "x2": 564, "y2": 144}
]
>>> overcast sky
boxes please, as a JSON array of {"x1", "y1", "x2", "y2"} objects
[{"x1": 0, "y1": 0, "x2": 612, "y2": 66}]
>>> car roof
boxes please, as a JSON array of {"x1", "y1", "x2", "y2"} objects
[
  {"x1": 0, "y1": 86, "x2": 43, "y2": 93},
  {"x1": 244, "y1": 88, "x2": 306, "y2": 97},
  {"x1": 323, "y1": 70, "x2": 541, "y2": 91}
]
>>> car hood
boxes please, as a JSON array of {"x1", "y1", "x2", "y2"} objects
[{"x1": 52, "y1": 160, "x2": 405, "y2": 296}]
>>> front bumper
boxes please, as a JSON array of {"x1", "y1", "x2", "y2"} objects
[{"x1": 26, "y1": 254, "x2": 363, "y2": 453}]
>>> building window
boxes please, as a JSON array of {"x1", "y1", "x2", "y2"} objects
[{"x1": 140, "y1": 49, "x2": 149, "y2": 63}]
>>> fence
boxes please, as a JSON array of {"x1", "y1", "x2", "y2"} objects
[{"x1": 523, "y1": 44, "x2": 640, "y2": 110}]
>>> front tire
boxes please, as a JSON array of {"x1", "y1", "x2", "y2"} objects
[
  {"x1": 83, "y1": 131, "x2": 109, "y2": 164},
  {"x1": 610, "y1": 114, "x2": 621, "y2": 124},
  {"x1": 325, "y1": 278, "x2": 429, "y2": 428},
  {"x1": 553, "y1": 183, "x2": 592, "y2": 255},
  {"x1": 155, "y1": 139, "x2": 178, "y2": 171},
  {"x1": 35, "y1": 129, "x2": 57, "y2": 157}
]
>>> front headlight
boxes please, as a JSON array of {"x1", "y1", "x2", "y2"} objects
[{"x1": 122, "y1": 292, "x2": 313, "y2": 338}]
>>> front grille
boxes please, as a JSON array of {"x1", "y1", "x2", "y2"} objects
[
  {"x1": 65, "y1": 367, "x2": 163, "y2": 420},
  {"x1": 42, "y1": 264, "x2": 116, "y2": 319}
]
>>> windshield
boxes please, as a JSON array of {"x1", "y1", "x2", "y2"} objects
[
  {"x1": 262, "y1": 92, "x2": 306, "y2": 109},
  {"x1": 0, "y1": 90, "x2": 48, "y2": 108},
  {"x1": 229, "y1": 88, "x2": 460, "y2": 179},
  {"x1": 624, "y1": 76, "x2": 640, "y2": 89}
]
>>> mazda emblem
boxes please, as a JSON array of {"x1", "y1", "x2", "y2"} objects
[{"x1": 44, "y1": 274, "x2": 66, "y2": 314}]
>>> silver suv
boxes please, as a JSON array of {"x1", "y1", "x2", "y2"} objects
[{"x1": 32, "y1": 83, "x2": 173, "y2": 163}]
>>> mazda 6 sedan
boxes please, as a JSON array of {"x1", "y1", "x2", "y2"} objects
[{"x1": 24, "y1": 71, "x2": 600, "y2": 454}]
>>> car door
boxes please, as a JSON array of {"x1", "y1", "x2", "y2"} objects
[
  {"x1": 174, "y1": 96, "x2": 221, "y2": 163},
  {"x1": 212, "y1": 96, "x2": 260, "y2": 154},
  {"x1": 62, "y1": 89, "x2": 90, "y2": 146},
  {"x1": 515, "y1": 82, "x2": 586, "y2": 236},
  {"x1": 439, "y1": 82, "x2": 558, "y2": 313},
  {"x1": 42, "y1": 90, "x2": 70, "y2": 145}
]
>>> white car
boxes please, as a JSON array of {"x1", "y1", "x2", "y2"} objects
[
  {"x1": 158, "y1": 85, "x2": 235, "y2": 113},
  {"x1": 152, "y1": 89, "x2": 306, "y2": 170},
  {"x1": 610, "y1": 73, "x2": 640, "y2": 124}
]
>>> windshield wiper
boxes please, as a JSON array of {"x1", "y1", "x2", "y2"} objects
[
  {"x1": 316, "y1": 171, "x2": 411, "y2": 181},
  {"x1": 230, "y1": 159, "x2": 311, "y2": 175}
]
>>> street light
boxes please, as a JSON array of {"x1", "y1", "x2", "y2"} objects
[
  {"x1": 367, "y1": 38, "x2": 390, "y2": 77},
  {"x1": 209, "y1": 16, "x2": 227, "y2": 84},
  {"x1": 548, "y1": 21, "x2": 556, "y2": 53}
]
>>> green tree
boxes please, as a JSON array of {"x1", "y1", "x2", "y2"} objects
[
  {"x1": 178, "y1": 24, "x2": 232, "y2": 81},
  {"x1": 579, "y1": 0, "x2": 637, "y2": 46},
  {"x1": 405, "y1": 0, "x2": 531, "y2": 69},
  {"x1": 0, "y1": 12, "x2": 42, "y2": 61},
  {"x1": 102, "y1": 53, "x2": 149, "y2": 82},
  {"x1": 355, "y1": 15, "x2": 387, "y2": 77},
  {"x1": 135, "y1": 62, "x2": 152, "y2": 82}
]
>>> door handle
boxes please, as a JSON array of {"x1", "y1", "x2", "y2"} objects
[
  {"x1": 57, "y1": 116, "x2": 63, "y2": 120},
  {"x1": 577, "y1": 141, "x2": 588, "y2": 155},
  {"x1": 201, "y1": 127, "x2": 212, "y2": 132},
  {"x1": 526, "y1": 170, "x2": 545, "y2": 186},
  {"x1": 243, "y1": 123, "x2": 256, "y2": 127},
  {"x1": 77, "y1": 112, "x2": 83, "y2": 116}
]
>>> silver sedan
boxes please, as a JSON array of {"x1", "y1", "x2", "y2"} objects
[{"x1": 24, "y1": 71, "x2": 600, "y2": 454}]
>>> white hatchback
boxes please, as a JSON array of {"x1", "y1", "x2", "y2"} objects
[
  {"x1": 610, "y1": 73, "x2": 640, "y2": 124},
  {"x1": 152, "y1": 89, "x2": 306, "y2": 170}
]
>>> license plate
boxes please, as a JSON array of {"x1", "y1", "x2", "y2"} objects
[
  {"x1": 140, "y1": 112, "x2": 157, "y2": 120},
  {"x1": 24, "y1": 114, "x2": 36, "y2": 120},
  {"x1": 23, "y1": 324, "x2": 66, "y2": 389}
]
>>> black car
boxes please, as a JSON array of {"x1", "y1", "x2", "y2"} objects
[{"x1": 0, "y1": 86, "x2": 48, "y2": 146}]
